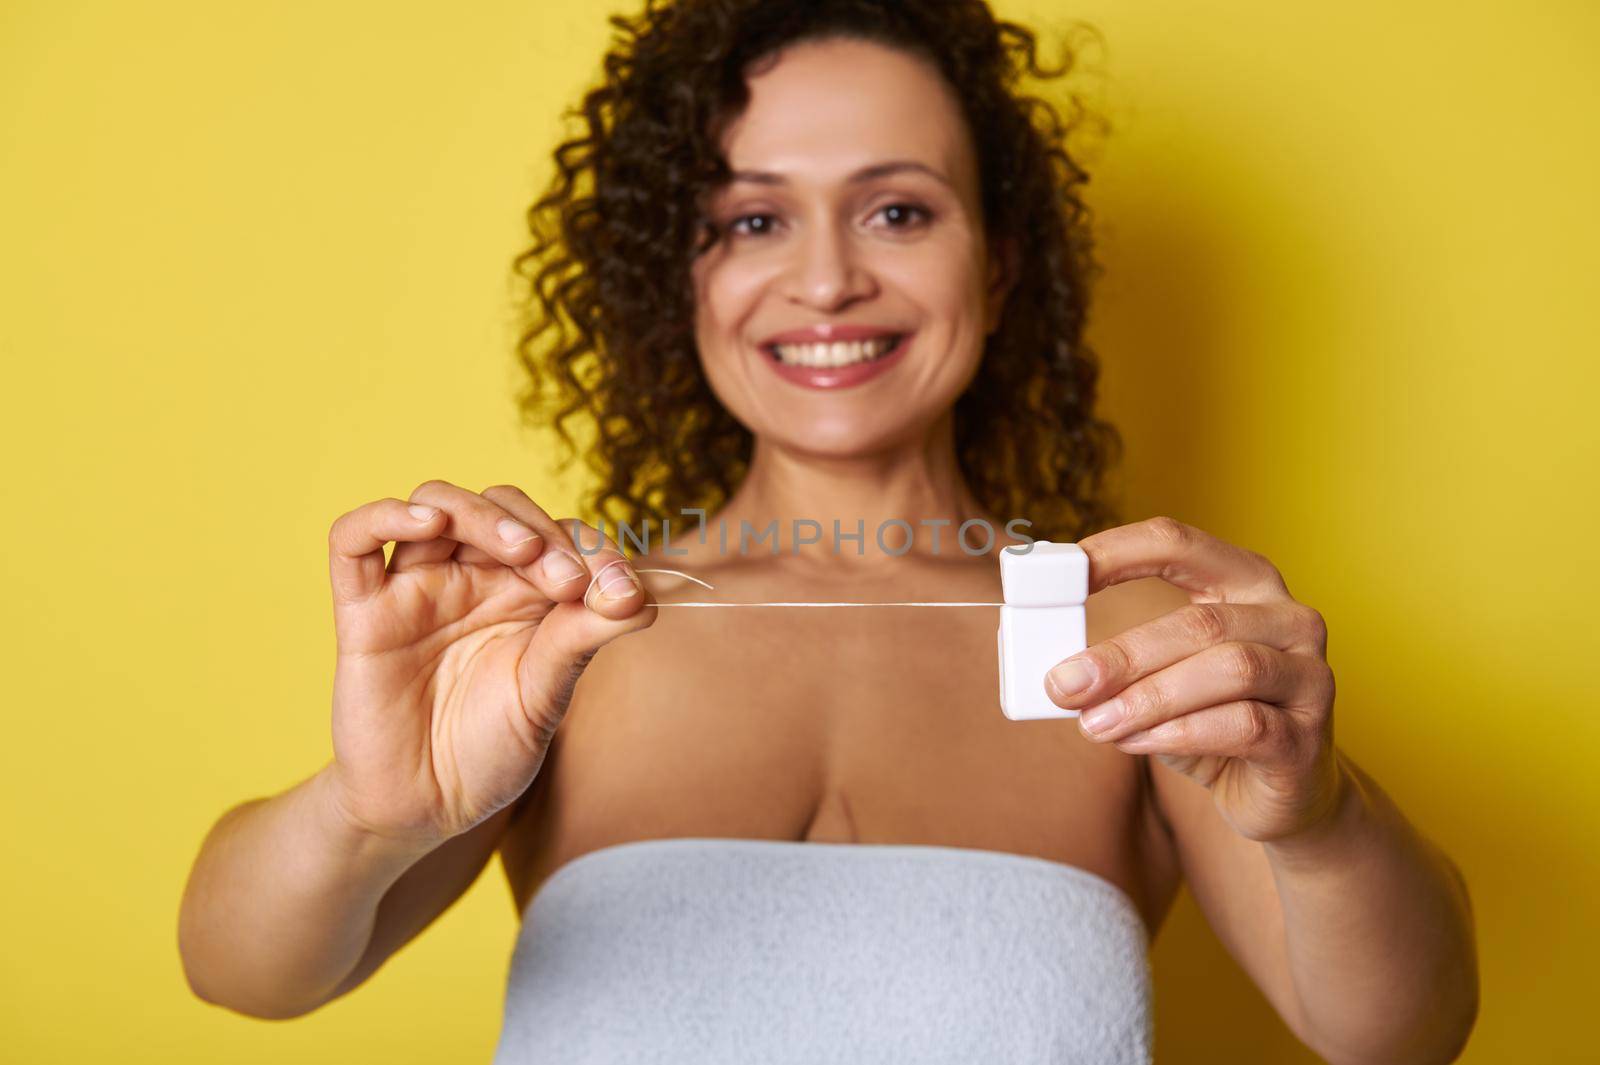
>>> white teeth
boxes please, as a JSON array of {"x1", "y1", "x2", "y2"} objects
[{"x1": 771, "y1": 336, "x2": 897, "y2": 368}]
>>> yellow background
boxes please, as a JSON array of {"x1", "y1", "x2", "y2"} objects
[{"x1": 3, "y1": 1, "x2": 1595, "y2": 1060}]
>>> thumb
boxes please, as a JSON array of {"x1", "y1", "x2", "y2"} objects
[{"x1": 515, "y1": 579, "x2": 656, "y2": 735}]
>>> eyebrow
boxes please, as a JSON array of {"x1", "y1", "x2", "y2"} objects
[{"x1": 727, "y1": 159, "x2": 954, "y2": 190}]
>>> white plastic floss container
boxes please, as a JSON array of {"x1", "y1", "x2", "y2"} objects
[{"x1": 997, "y1": 541, "x2": 1088, "y2": 720}]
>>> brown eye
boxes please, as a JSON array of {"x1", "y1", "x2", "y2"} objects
[
  {"x1": 873, "y1": 202, "x2": 932, "y2": 229},
  {"x1": 730, "y1": 213, "x2": 779, "y2": 236}
]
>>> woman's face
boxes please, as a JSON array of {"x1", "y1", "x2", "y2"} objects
[{"x1": 691, "y1": 36, "x2": 1010, "y2": 458}]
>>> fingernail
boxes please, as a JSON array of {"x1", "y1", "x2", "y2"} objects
[
  {"x1": 1079, "y1": 699, "x2": 1124, "y2": 736},
  {"x1": 408, "y1": 504, "x2": 437, "y2": 521},
  {"x1": 541, "y1": 549, "x2": 585, "y2": 584},
  {"x1": 498, "y1": 518, "x2": 538, "y2": 546},
  {"x1": 1046, "y1": 658, "x2": 1095, "y2": 701},
  {"x1": 594, "y1": 560, "x2": 641, "y2": 601}
]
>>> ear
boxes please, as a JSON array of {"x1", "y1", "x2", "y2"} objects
[{"x1": 983, "y1": 234, "x2": 1020, "y2": 335}]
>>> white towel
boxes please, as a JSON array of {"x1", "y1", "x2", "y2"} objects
[{"x1": 492, "y1": 836, "x2": 1152, "y2": 1064}]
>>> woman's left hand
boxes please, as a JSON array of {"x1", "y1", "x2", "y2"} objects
[{"x1": 1045, "y1": 516, "x2": 1345, "y2": 844}]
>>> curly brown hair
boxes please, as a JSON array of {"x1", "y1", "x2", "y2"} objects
[{"x1": 512, "y1": 0, "x2": 1121, "y2": 543}]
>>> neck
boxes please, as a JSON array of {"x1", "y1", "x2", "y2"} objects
[{"x1": 709, "y1": 415, "x2": 996, "y2": 563}]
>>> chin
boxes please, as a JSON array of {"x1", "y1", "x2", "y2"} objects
[{"x1": 758, "y1": 410, "x2": 933, "y2": 459}]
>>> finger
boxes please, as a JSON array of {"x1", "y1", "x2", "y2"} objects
[
  {"x1": 515, "y1": 594, "x2": 657, "y2": 739},
  {"x1": 389, "y1": 478, "x2": 549, "y2": 577},
  {"x1": 561, "y1": 518, "x2": 651, "y2": 620},
  {"x1": 329, "y1": 497, "x2": 446, "y2": 604},
  {"x1": 1075, "y1": 642, "x2": 1332, "y2": 744},
  {"x1": 1112, "y1": 699, "x2": 1299, "y2": 767},
  {"x1": 392, "y1": 479, "x2": 546, "y2": 572},
  {"x1": 459, "y1": 487, "x2": 598, "y2": 599},
  {"x1": 450, "y1": 484, "x2": 570, "y2": 565},
  {"x1": 1046, "y1": 600, "x2": 1327, "y2": 709},
  {"x1": 1077, "y1": 516, "x2": 1291, "y2": 605},
  {"x1": 509, "y1": 517, "x2": 653, "y2": 738}
]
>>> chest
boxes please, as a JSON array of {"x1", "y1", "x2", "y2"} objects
[{"x1": 502, "y1": 592, "x2": 1170, "y2": 917}]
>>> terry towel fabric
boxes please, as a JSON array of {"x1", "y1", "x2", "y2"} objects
[{"x1": 491, "y1": 836, "x2": 1152, "y2": 1064}]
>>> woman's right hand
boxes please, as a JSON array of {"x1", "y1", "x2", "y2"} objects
[{"x1": 323, "y1": 480, "x2": 654, "y2": 850}]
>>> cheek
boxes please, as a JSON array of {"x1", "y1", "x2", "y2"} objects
[
  {"x1": 691, "y1": 253, "x2": 781, "y2": 428},
  {"x1": 879, "y1": 246, "x2": 989, "y2": 355},
  {"x1": 693, "y1": 253, "x2": 772, "y2": 366}
]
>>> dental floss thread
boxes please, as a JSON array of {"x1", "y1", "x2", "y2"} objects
[
  {"x1": 583, "y1": 559, "x2": 1087, "y2": 720},
  {"x1": 626, "y1": 568, "x2": 1003, "y2": 608}
]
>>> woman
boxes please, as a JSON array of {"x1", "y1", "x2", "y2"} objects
[{"x1": 178, "y1": 1, "x2": 1479, "y2": 1061}]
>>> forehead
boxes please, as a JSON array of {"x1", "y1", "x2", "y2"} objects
[{"x1": 719, "y1": 36, "x2": 976, "y2": 189}]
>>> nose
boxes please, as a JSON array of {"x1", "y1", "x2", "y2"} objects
[{"x1": 780, "y1": 218, "x2": 876, "y2": 311}]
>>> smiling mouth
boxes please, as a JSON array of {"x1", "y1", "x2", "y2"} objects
[{"x1": 763, "y1": 334, "x2": 907, "y2": 369}]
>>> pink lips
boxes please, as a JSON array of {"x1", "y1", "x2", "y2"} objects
[{"x1": 758, "y1": 324, "x2": 910, "y2": 391}]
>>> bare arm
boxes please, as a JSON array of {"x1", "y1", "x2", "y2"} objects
[
  {"x1": 1154, "y1": 750, "x2": 1478, "y2": 1064},
  {"x1": 176, "y1": 486, "x2": 650, "y2": 1018},
  {"x1": 178, "y1": 761, "x2": 516, "y2": 1019},
  {"x1": 1050, "y1": 517, "x2": 1479, "y2": 1063}
]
